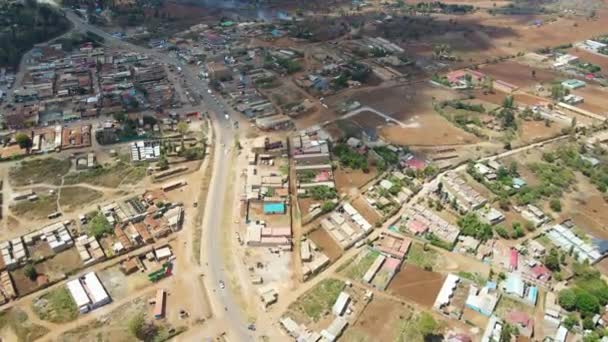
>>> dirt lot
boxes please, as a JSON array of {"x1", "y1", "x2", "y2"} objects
[
  {"x1": 334, "y1": 166, "x2": 378, "y2": 196},
  {"x1": 11, "y1": 248, "x2": 82, "y2": 296},
  {"x1": 98, "y1": 265, "x2": 151, "y2": 301},
  {"x1": 342, "y1": 297, "x2": 411, "y2": 342},
  {"x1": 0, "y1": 307, "x2": 49, "y2": 342},
  {"x1": 559, "y1": 179, "x2": 608, "y2": 239},
  {"x1": 10, "y1": 191, "x2": 58, "y2": 220},
  {"x1": 388, "y1": 264, "x2": 444, "y2": 308},
  {"x1": 9, "y1": 158, "x2": 71, "y2": 186},
  {"x1": 571, "y1": 85, "x2": 608, "y2": 117},
  {"x1": 518, "y1": 120, "x2": 567, "y2": 145},
  {"x1": 479, "y1": 61, "x2": 558, "y2": 90},
  {"x1": 380, "y1": 114, "x2": 480, "y2": 146},
  {"x1": 307, "y1": 228, "x2": 342, "y2": 262},
  {"x1": 59, "y1": 186, "x2": 103, "y2": 212},
  {"x1": 350, "y1": 196, "x2": 381, "y2": 225}
]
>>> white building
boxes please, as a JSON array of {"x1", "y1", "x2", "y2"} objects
[
  {"x1": 83, "y1": 272, "x2": 111, "y2": 309},
  {"x1": 66, "y1": 279, "x2": 91, "y2": 314}
]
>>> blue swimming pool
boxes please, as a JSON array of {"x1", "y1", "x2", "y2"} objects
[{"x1": 263, "y1": 202, "x2": 285, "y2": 214}]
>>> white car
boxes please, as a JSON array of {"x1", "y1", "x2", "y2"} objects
[
  {"x1": 219, "y1": 280, "x2": 225, "y2": 289},
  {"x1": 207, "y1": 89, "x2": 212, "y2": 94},
  {"x1": 224, "y1": 114, "x2": 230, "y2": 120}
]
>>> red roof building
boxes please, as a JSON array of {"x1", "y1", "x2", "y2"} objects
[{"x1": 510, "y1": 249, "x2": 519, "y2": 270}]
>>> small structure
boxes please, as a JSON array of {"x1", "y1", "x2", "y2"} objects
[
  {"x1": 332, "y1": 291, "x2": 351, "y2": 316},
  {"x1": 320, "y1": 317, "x2": 348, "y2": 342},
  {"x1": 66, "y1": 279, "x2": 92, "y2": 314},
  {"x1": 83, "y1": 272, "x2": 111, "y2": 309},
  {"x1": 561, "y1": 79, "x2": 586, "y2": 90},
  {"x1": 503, "y1": 273, "x2": 525, "y2": 298},
  {"x1": 433, "y1": 274, "x2": 460, "y2": 311},
  {"x1": 465, "y1": 283, "x2": 500, "y2": 317},
  {"x1": 154, "y1": 289, "x2": 166, "y2": 319}
]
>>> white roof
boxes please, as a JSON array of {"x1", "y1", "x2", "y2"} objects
[
  {"x1": 155, "y1": 247, "x2": 173, "y2": 259},
  {"x1": 555, "y1": 325, "x2": 568, "y2": 342},
  {"x1": 433, "y1": 274, "x2": 460, "y2": 309},
  {"x1": 67, "y1": 279, "x2": 91, "y2": 308},
  {"x1": 332, "y1": 291, "x2": 351, "y2": 316},
  {"x1": 83, "y1": 272, "x2": 109, "y2": 305}
]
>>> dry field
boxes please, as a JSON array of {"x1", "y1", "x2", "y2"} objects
[
  {"x1": 571, "y1": 85, "x2": 608, "y2": 116},
  {"x1": 350, "y1": 196, "x2": 381, "y2": 225},
  {"x1": 388, "y1": 264, "x2": 444, "y2": 308},
  {"x1": 334, "y1": 166, "x2": 378, "y2": 195},
  {"x1": 307, "y1": 228, "x2": 343, "y2": 261},
  {"x1": 342, "y1": 297, "x2": 412, "y2": 342}
]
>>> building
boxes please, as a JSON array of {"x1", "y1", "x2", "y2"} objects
[
  {"x1": 562, "y1": 79, "x2": 586, "y2": 90},
  {"x1": 67, "y1": 279, "x2": 92, "y2": 314},
  {"x1": 546, "y1": 223, "x2": 608, "y2": 263},
  {"x1": 503, "y1": 273, "x2": 525, "y2": 298},
  {"x1": 505, "y1": 310, "x2": 534, "y2": 338},
  {"x1": 320, "y1": 317, "x2": 348, "y2": 342},
  {"x1": 363, "y1": 254, "x2": 386, "y2": 284},
  {"x1": 465, "y1": 283, "x2": 500, "y2": 316},
  {"x1": 441, "y1": 172, "x2": 487, "y2": 212},
  {"x1": 83, "y1": 272, "x2": 111, "y2": 309},
  {"x1": 481, "y1": 316, "x2": 503, "y2": 342},
  {"x1": 131, "y1": 140, "x2": 161, "y2": 162},
  {"x1": 403, "y1": 205, "x2": 460, "y2": 245},
  {"x1": 206, "y1": 61, "x2": 232, "y2": 81},
  {"x1": 154, "y1": 289, "x2": 166, "y2": 319},
  {"x1": 246, "y1": 223, "x2": 291, "y2": 247},
  {"x1": 332, "y1": 291, "x2": 350, "y2": 316},
  {"x1": 481, "y1": 207, "x2": 505, "y2": 225},
  {"x1": 433, "y1": 274, "x2": 460, "y2": 311},
  {"x1": 376, "y1": 231, "x2": 411, "y2": 259}
]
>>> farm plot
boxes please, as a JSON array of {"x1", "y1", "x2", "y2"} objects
[
  {"x1": 9, "y1": 158, "x2": 72, "y2": 186},
  {"x1": 388, "y1": 264, "x2": 445, "y2": 308},
  {"x1": 308, "y1": 228, "x2": 343, "y2": 262}
]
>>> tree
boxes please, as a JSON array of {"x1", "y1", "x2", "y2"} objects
[
  {"x1": 113, "y1": 112, "x2": 127, "y2": 123},
  {"x1": 558, "y1": 289, "x2": 577, "y2": 311},
  {"x1": 176, "y1": 121, "x2": 189, "y2": 137},
  {"x1": 417, "y1": 312, "x2": 438, "y2": 338},
  {"x1": 88, "y1": 212, "x2": 113, "y2": 239},
  {"x1": 157, "y1": 155, "x2": 169, "y2": 170},
  {"x1": 576, "y1": 290, "x2": 600, "y2": 315},
  {"x1": 563, "y1": 314, "x2": 579, "y2": 331},
  {"x1": 24, "y1": 263, "x2": 37, "y2": 280},
  {"x1": 128, "y1": 312, "x2": 158, "y2": 340},
  {"x1": 550, "y1": 198, "x2": 562, "y2": 212},
  {"x1": 15, "y1": 133, "x2": 32, "y2": 150},
  {"x1": 545, "y1": 249, "x2": 561, "y2": 271},
  {"x1": 503, "y1": 95, "x2": 514, "y2": 109}
]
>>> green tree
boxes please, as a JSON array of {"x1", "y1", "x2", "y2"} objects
[
  {"x1": 503, "y1": 95, "x2": 514, "y2": 109},
  {"x1": 550, "y1": 198, "x2": 562, "y2": 212},
  {"x1": 558, "y1": 289, "x2": 577, "y2": 311},
  {"x1": 417, "y1": 312, "x2": 438, "y2": 338},
  {"x1": 88, "y1": 212, "x2": 113, "y2": 239},
  {"x1": 563, "y1": 314, "x2": 579, "y2": 331},
  {"x1": 545, "y1": 249, "x2": 561, "y2": 272},
  {"x1": 15, "y1": 133, "x2": 33, "y2": 150},
  {"x1": 157, "y1": 155, "x2": 169, "y2": 170},
  {"x1": 24, "y1": 263, "x2": 37, "y2": 280},
  {"x1": 128, "y1": 312, "x2": 158, "y2": 340},
  {"x1": 176, "y1": 121, "x2": 189, "y2": 137},
  {"x1": 576, "y1": 290, "x2": 600, "y2": 315}
]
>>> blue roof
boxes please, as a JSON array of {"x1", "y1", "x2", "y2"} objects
[
  {"x1": 527, "y1": 286, "x2": 538, "y2": 304},
  {"x1": 485, "y1": 281, "x2": 497, "y2": 290},
  {"x1": 505, "y1": 274, "x2": 525, "y2": 297},
  {"x1": 512, "y1": 178, "x2": 527, "y2": 186}
]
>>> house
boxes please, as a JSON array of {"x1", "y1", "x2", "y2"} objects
[
  {"x1": 465, "y1": 283, "x2": 500, "y2": 316},
  {"x1": 332, "y1": 291, "x2": 350, "y2": 316},
  {"x1": 481, "y1": 316, "x2": 503, "y2": 342},
  {"x1": 377, "y1": 231, "x2": 411, "y2": 259},
  {"x1": 206, "y1": 61, "x2": 232, "y2": 81},
  {"x1": 512, "y1": 178, "x2": 527, "y2": 189},
  {"x1": 562, "y1": 79, "x2": 586, "y2": 90},
  {"x1": 530, "y1": 264, "x2": 551, "y2": 282},
  {"x1": 433, "y1": 274, "x2": 460, "y2": 311},
  {"x1": 505, "y1": 310, "x2": 534, "y2": 338},
  {"x1": 481, "y1": 207, "x2": 505, "y2": 225},
  {"x1": 503, "y1": 273, "x2": 525, "y2": 298}
]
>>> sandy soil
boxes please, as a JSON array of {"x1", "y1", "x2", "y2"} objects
[
  {"x1": 350, "y1": 196, "x2": 381, "y2": 226},
  {"x1": 308, "y1": 228, "x2": 343, "y2": 262},
  {"x1": 334, "y1": 167, "x2": 378, "y2": 196},
  {"x1": 380, "y1": 114, "x2": 480, "y2": 146},
  {"x1": 479, "y1": 61, "x2": 558, "y2": 89},
  {"x1": 388, "y1": 265, "x2": 444, "y2": 308},
  {"x1": 560, "y1": 182, "x2": 608, "y2": 239},
  {"x1": 342, "y1": 297, "x2": 411, "y2": 342}
]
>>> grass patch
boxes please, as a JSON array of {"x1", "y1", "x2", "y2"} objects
[
  {"x1": 406, "y1": 243, "x2": 437, "y2": 270},
  {"x1": 32, "y1": 287, "x2": 79, "y2": 323},
  {"x1": 0, "y1": 308, "x2": 49, "y2": 342},
  {"x1": 63, "y1": 161, "x2": 147, "y2": 187},
  {"x1": 59, "y1": 186, "x2": 103, "y2": 212},
  {"x1": 494, "y1": 296, "x2": 531, "y2": 317},
  {"x1": 457, "y1": 271, "x2": 487, "y2": 286},
  {"x1": 11, "y1": 193, "x2": 58, "y2": 220},
  {"x1": 9, "y1": 158, "x2": 71, "y2": 186},
  {"x1": 341, "y1": 249, "x2": 380, "y2": 280},
  {"x1": 288, "y1": 278, "x2": 344, "y2": 322}
]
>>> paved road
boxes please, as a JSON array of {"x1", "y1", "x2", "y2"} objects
[{"x1": 64, "y1": 11, "x2": 251, "y2": 340}]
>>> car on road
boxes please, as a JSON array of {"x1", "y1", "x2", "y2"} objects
[
  {"x1": 219, "y1": 280, "x2": 225, "y2": 289},
  {"x1": 207, "y1": 89, "x2": 212, "y2": 94},
  {"x1": 225, "y1": 114, "x2": 229, "y2": 120}
]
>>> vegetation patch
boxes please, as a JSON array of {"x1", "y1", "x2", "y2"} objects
[
  {"x1": 63, "y1": 160, "x2": 147, "y2": 187},
  {"x1": 287, "y1": 278, "x2": 345, "y2": 322},
  {"x1": 341, "y1": 249, "x2": 380, "y2": 280},
  {"x1": 11, "y1": 192, "x2": 58, "y2": 220},
  {"x1": 0, "y1": 308, "x2": 49, "y2": 342},
  {"x1": 333, "y1": 143, "x2": 368, "y2": 170},
  {"x1": 406, "y1": 243, "x2": 438, "y2": 271},
  {"x1": 9, "y1": 158, "x2": 71, "y2": 186},
  {"x1": 59, "y1": 186, "x2": 103, "y2": 212},
  {"x1": 32, "y1": 287, "x2": 79, "y2": 323}
]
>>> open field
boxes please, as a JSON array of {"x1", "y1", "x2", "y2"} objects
[
  {"x1": 308, "y1": 228, "x2": 342, "y2": 262},
  {"x1": 9, "y1": 158, "x2": 71, "y2": 186},
  {"x1": 98, "y1": 265, "x2": 153, "y2": 301},
  {"x1": 0, "y1": 308, "x2": 49, "y2": 342},
  {"x1": 479, "y1": 60, "x2": 557, "y2": 90},
  {"x1": 350, "y1": 196, "x2": 381, "y2": 225},
  {"x1": 388, "y1": 264, "x2": 444, "y2": 308},
  {"x1": 342, "y1": 297, "x2": 411, "y2": 342},
  {"x1": 58, "y1": 186, "x2": 103, "y2": 212},
  {"x1": 334, "y1": 166, "x2": 378, "y2": 195},
  {"x1": 58, "y1": 295, "x2": 185, "y2": 342},
  {"x1": 559, "y1": 178, "x2": 608, "y2": 239},
  {"x1": 32, "y1": 287, "x2": 79, "y2": 323},
  {"x1": 10, "y1": 191, "x2": 58, "y2": 220},
  {"x1": 286, "y1": 278, "x2": 344, "y2": 324},
  {"x1": 63, "y1": 161, "x2": 147, "y2": 188},
  {"x1": 340, "y1": 249, "x2": 380, "y2": 280}
]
